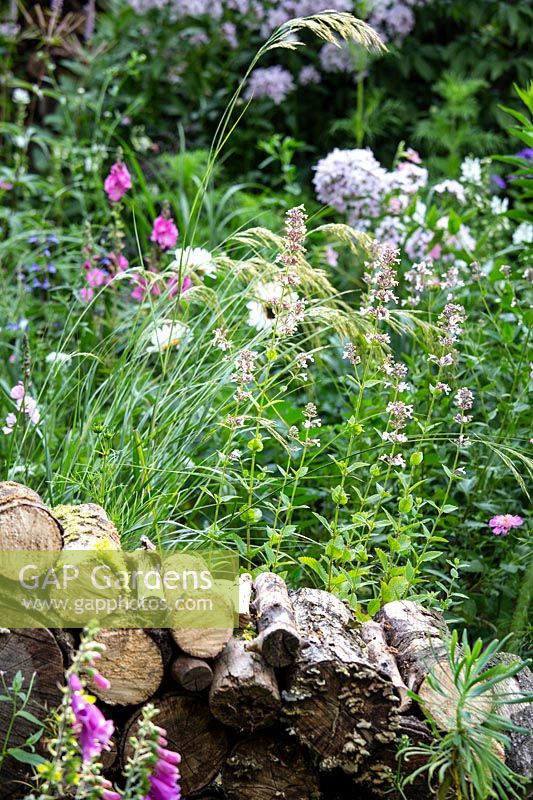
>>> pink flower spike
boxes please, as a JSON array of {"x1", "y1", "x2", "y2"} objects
[
  {"x1": 151, "y1": 215, "x2": 179, "y2": 250},
  {"x1": 104, "y1": 161, "x2": 132, "y2": 203},
  {"x1": 488, "y1": 514, "x2": 524, "y2": 536},
  {"x1": 69, "y1": 673, "x2": 82, "y2": 692}
]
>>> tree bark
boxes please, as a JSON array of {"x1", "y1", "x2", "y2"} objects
[
  {"x1": 375, "y1": 601, "x2": 448, "y2": 693},
  {"x1": 360, "y1": 621, "x2": 410, "y2": 713},
  {"x1": 221, "y1": 731, "x2": 321, "y2": 800},
  {"x1": 52, "y1": 503, "x2": 120, "y2": 549},
  {"x1": 88, "y1": 628, "x2": 164, "y2": 706},
  {"x1": 283, "y1": 588, "x2": 400, "y2": 774},
  {"x1": 209, "y1": 638, "x2": 281, "y2": 732},
  {"x1": 121, "y1": 694, "x2": 230, "y2": 796},
  {"x1": 0, "y1": 628, "x2": 64, "y2": 796},
  {"x1": 171, "y1": 656, "x2": 213, "y2": 692},
  {"x1": 0, "y1": 481, "x2": 62, "y2": 550},
  {"x1": 245, "y1": 572, "x2": 302, "y2": 668}
]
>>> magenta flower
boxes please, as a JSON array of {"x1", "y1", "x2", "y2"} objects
[
  {"x1": 86, "y1": 267, "x2": 109, "y2": 288},
  {"x1": 151, "y1": 216, "x2": 179, "y2": 250},
  {"x1": 104, "y1": 162, "x2": 132, "y2": 203},
  {"x1": 69, "y1": 673, "x2": 114, "y2": 762},
  {"x1": 143, "y1": 744, "x2": 181, "y2": 800},
  {"x1": 489, "y1": 514, "x2": 524, "y2": 536}
]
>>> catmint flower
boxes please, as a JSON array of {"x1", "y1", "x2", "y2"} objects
[
  {"x1": 435, "y1": 381, "x2": 451, "y2": 394},
  {"x1": 380, "y1": 354, "x2": 407, "y2": 381},
  {"x1": 453, "y1": 387, "x2": 474, "y2": 424},
  {"x1": 303, "y1": 402, "x2": 321, "y2": 429},
  {"x1": 213, "y1": 328, "x2": 231, "y2": 351},
  {"x1": 437, "y1": 303, "x2": 466, "y2": 346},
  {"x1": 228, "y1": 449, "x2": 242, "y2": 461},
  {"x1": 499, "y1": 264, "x2": 511, "y2": 277},
  {"x1": 225, "y1": 415, "x2": 245, "y2": 428},
  {"x1": 104, "y1": 161, "x2": 132, "y2": 202},
  {"x1": 288, "y1": 425, "x2": 299, "y2": 439},
  {"x1": 428, "y1": 353, "x2": 455, "y2": 367},
  {"x1": 343, "y1": 342, "x2": 361, "y2": 366},
  {"x1": 488, "y1": 514, "x2": 523, "y2": 537},
  {"x1": 295, "y1": 352, "x2": 314, "y2": 379},
  {"x1": 366, "y1": 332, "x2": 391, "y2": 345},
  {"x1": 380, "y1": 453, "x2": 406, "y2": 468},
  {"x1": 151, "y1": 215, "x2": 179, "y2": 250},
  {"x1": 279, "y1": 205, "x2": 307, "y2": 273},
  {"x1": 279, "y1": 297, "x2": 306, "y2": 336}
]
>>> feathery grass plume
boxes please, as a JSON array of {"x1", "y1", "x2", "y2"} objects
[
  {"x1": 183, "y1": 12, "x2": 385, "y2": 250},
  {"x1": 312, "y1": 222, "x2": 373, "y2": 255}
]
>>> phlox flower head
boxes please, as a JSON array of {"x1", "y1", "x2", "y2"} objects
[
  {"x1": 104, "y1": 162, "x2": 132, "y2": 203},
  {"x1": 244, "y1": 66, "x2": 295, "y2": 106},
  {"x1": 488, "y1": 514, "x2": 524, "y2": 537},
  {"x1": 151, "y1": 215, "x2": 179, "y2": 250}
]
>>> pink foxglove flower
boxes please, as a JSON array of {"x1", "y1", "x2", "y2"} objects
[
  {"x1": 151, "y1": 216, "x2": 179, "y2": 250},
  {"x1": 69, "y1": 673, "x2": 115, "y2": 762},
  {"x1": 488, "y1": 514, "x2": 524, "y2": 537},
  {"x1": 104, "y1": 162, "x2": 132, "y2": 203},
  {"x1": 86, "y1": 267, "x2": 109, "y2": 288},
  {"x1": 143, "y1": 743, "x2": 181, "y2": 800}
]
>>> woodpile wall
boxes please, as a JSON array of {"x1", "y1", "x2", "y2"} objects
[{"x1": 0, "y1": 481, "x2": 531, "y2": 799}]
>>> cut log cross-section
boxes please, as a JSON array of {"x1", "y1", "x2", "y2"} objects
[
  {"x1": 245, "y1": 572, "x2": 302, "y2": 668},
  {"x1": 283, "y1": 588, "x2": 400, "y2": 774},
  {"x1": 122, "y1": 694, "x2": 230, "y2": 796},
  {"x1": 171, "y1": 655, "x2": 213, "y2": 692},
  {"x1": 221, "y1": 732, "x2": 321, "y2": 800},
  {"x1": 209, "y1": 637, "x2": 281, "y2": 732},
  {"x1": 88, "y1": 628, "x2": 164, "y2": 706},
  {"x1": 0, "y1": 481, "x2": 63, "y2": 550}
]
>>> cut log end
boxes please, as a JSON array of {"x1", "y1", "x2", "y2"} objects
[
  {"x1": 221, "y1": 732, "x2": 321, "y2": 800},
  {"x1": 171, "y1": 656, "x2": 213, "y2": 692},
  {"x1": 0, "y1": 481, "x2": 63, "y2": 550},
  {"x1": 171, "y1": 626, "x2": 233, "y2": 659},
  {"x1": 209, "y1": 638, "x2": 281, "y2": 732},
  {"x1": 89, "y1": 628, "x2": 164, "y2": 706},
  {"x1": 122, "y1": 694, "x2": 229, "y2": 796}
]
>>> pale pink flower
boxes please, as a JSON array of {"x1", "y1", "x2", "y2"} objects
[
  {"x1": 151, "y1": 216, "x2": 179, "y2": 250},
  {"x1": 80, "y1": 287, "x2": 94, "y2": 303},
  {"x1": 10, "y1": 382, "x2": 25, "y2": 401},
  {"x1": 489, "y1": 514, "x2": 524, "y2": 536},
  {"x1": 2, "y1": 413, "x2": 17, "y2": 435},
  {"x1": 104, "y1": 162, "x2": 132, "y2": 203}
]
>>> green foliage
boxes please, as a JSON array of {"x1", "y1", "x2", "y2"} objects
[{"x1": 399, "y1": 632, "x2": 531, "y2": 800}]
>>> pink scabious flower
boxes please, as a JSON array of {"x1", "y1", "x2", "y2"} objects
[
  {"x1": 151, "y1": 215, "x2": 179, "y2": 250},
  {"x1": 143, "y1": 743, "x2": 181, "y2": 800},
  {"x1": 104, "y1": 161, "x2": 132, "y2": 203},
  {"x1": 69, "y1": 673, "x2": 115, "y2": 762},
  {"x1": 489, "y1": 514, "x2": 524, "y2": 537}
]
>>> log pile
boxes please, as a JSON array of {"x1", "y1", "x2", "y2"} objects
[{"x1": 0, "y1": 481, "x2": 532, "y2": 800}]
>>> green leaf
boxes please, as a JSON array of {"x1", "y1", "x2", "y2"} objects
[{"x1": 7, "y1": 748, "x2": 46, "y2": 766}]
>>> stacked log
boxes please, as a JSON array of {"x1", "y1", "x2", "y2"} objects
[{"x1": 0, "y1": 483, "x2": 532, "y2": 800}]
